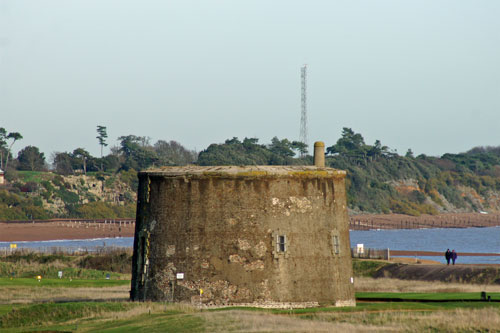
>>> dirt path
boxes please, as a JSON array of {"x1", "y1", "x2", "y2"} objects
[{"x1": 391, "y1": 250, "x2": 500, "y2": 257}]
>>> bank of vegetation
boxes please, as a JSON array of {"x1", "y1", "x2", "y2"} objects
[
  {"x1": 3, "y1": 125, "x2": 500, "y2": 218},
  {"x1": 0, "y1": 250, "x2": 132, "y2": 280}
]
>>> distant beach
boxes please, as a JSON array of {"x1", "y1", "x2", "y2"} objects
[{"x1": 0, "y1": 220, "x2": 135, "y2": 242}]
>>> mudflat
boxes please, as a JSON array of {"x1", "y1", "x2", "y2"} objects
[
  {"x1": 0, "y1": 221, "x2": 135, "y2": 242},
  {"x1": 350, "y1": 212, "x2": 500, "y2": 230},
  {"x1": 2, "y1": 212, "x2": 500, "y2": 242}
]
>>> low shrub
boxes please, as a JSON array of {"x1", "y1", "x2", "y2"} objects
[
  {"x1": 1, "y1": 253, "x2": 72, "y2": 264},
  {"x1": 78, "y1": 251, "x2": 132, "y2": 274},
  {"x1": 352, "y1": 259, "x2": 389, "y2": 277}
]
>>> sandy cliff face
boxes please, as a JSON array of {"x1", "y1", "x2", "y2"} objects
[
  {"x1": 37, "y1": 173, "x2": 137, "y2": 215},
  {"x1": 390, "y1": 178, "x2": 500, "y2": 214}
]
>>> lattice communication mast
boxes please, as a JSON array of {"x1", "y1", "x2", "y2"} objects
[{"x1": 299, "y1": 65, "x2": 308, "y2": 155}]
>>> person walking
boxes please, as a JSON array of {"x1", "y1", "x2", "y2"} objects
[
  {"x1": 451, "y1": 250, "x2": 457, "y2": 265},
  {"x1": 445, "y1": 249, "x2": 451, "y2": 265}
]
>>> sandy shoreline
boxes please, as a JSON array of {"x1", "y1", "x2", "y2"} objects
[
  {"x1": 2, "y1": 213, "x2": 500, "y2": 247},
  {"x1": 350, "y1": 212, "x2": 500, "y2": 230},
  {"x1": 0, "y1": 221, "x2": 135, "y2": 242}
]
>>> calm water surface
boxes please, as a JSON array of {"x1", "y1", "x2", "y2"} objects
[
  {"x1": 350, "y1": 227, "x2": 500, "y2": 264},
  {"x1": 2, "y1": 228, "x2": 500, "y2": 264}
]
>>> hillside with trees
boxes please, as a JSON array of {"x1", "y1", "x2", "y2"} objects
[
  {"x1": 2, "y1": 125, "x2": 500, "y2": 219},
  {"x1": 325, "y1": 128, "x2": 500, "y2": 215},
  {"x1": 0, "y1": 126, "x2": 197, "y2": 220},
  {"x1": 198, "y1": 129, "x2": 500, "y2": 216}
]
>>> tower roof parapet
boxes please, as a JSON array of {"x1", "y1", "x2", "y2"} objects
[{"x1": 140, "y1": 165, "x2": 346, "y2": 179}]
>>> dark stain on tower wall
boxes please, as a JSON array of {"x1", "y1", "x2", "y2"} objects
[{"x1": 130, "y1": 165, "x2": 355, "y2": 308}]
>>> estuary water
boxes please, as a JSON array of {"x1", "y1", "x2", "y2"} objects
[
  {"x1": 2, "y1": 227, "x2": 500, "y2": 264},
  {"x1": 350, "y1": 227, "x2": 500, "y2": 264}
]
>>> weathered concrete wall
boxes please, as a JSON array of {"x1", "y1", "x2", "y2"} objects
[{"x1": 131, "y1": 166, "x2": 355, "y2": 307}]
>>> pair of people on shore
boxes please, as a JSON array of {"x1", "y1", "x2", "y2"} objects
[{"x1": 445, "y1": 249, "x2": 457, "y2": 265}]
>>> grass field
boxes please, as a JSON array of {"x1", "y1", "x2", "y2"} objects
[
  {"x1": 357, "y1": 291, "x2": 500, "y2": 301},
  {"x1": 2, "y1": 277, "x2": 500, "y2": 332},
  {"x1": 0, "y1": 277, "x2": 129, "y2": 288},
  {"x1": 16, "y1": 171, "x2": 49, "y2": 183},
  {"x1": 2, "y1": 255, "x2": 500, "y2": 331},
  {"x1": 2, "y1": 299, "x2": 500, "y2": 332}
]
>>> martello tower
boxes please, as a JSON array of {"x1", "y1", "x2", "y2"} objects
[{"x1": 131, "y1": 143, "x2": 355, "y2": 308}]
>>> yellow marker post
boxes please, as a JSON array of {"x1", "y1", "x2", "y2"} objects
[{"x1": 199, "y1": 289, "x2": 203, "y2": 308}]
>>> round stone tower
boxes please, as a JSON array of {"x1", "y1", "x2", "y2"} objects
[{"x1": 130, "y1": 165, "x2": 355, "y2": 308}]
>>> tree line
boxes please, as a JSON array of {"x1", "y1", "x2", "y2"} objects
[
  {"x1": 0, "y1": 126, "x2": 198, "y2": 175},
  {"x1": 0, "y1": 126, "x2": 312, "y2": 175},
  {"x1": 4, "y1": 124, "x2": 500, "y2": 216}
]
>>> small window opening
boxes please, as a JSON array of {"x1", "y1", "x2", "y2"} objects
[
  {"x1": 277, "y1": 235, "x2": 286, "y2": 252},
  {"x1": 332, "y1": 235, "x2": 340, "y2": 255}
]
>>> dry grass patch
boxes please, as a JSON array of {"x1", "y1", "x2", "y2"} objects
[
  {"x1": 313, "y1": 307, "x2": 500, "y2": 332},
  {"x1": 0, "y1": 285, "x2": 130, "y2": 304},
  {"x1": 201, "y1": 310, "x2": 397, "y2": 333},
  {"x1": 105, "y1": 302, "x2": 198, "y2": 320},
  {"x1": 70, "y1": 302, "x2": 201, "y2": 329},
  {"x1": 355, "y1": 276, "x2": 500, "y2": 293},
  {"x1": 72, "y1": 302, "x2": 165, "y2": 324}
]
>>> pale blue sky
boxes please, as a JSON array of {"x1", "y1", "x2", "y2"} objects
[{"x1": 1, "y1": 1, "x2": 500, "y2": 158}]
